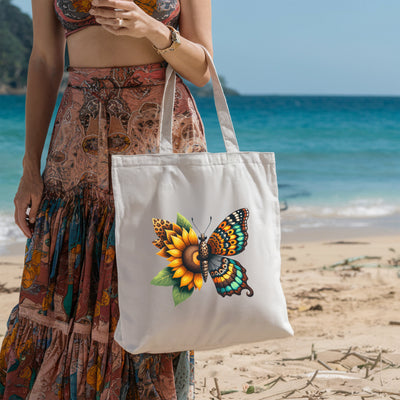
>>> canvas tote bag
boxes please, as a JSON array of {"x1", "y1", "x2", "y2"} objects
[{"x1": 111, "y1": 44, "x2": 293, "y2": 354}]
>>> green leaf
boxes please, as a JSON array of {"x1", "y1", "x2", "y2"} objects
[
  {"x1": 172, "y1": 285, "x2": 194, "y2": 306},
  {"x1": 176, "y1": 213, "x2": 192, "y2": 232},
  {"x1": 151, "y1": 267, "x2": 175, "y2": 286},
  {"x1": 246, "y1": 386, "x2": 255, "y2": 394}
]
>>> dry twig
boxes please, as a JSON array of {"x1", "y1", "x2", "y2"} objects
[{"x1": 317, "y1": 359, "x2": 332, "y2": 370}]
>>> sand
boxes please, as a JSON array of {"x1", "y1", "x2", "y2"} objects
[
  {"x1": 0, "y1": 235, "x2": 399, "y2": 398},
  {"x1": 194, "y1": 235, "x2": 400, "y2": 399}
]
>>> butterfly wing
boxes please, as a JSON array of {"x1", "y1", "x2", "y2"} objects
[
  {"x1": 207, "y1": 208, "x2": 249, "y2": 257},
  {"x1": 208, "y1": 255, "x2": 254, "y2": 297}
]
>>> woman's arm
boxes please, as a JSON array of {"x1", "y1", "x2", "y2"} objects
[
  {"x1": 147, "y1": 0, "x2": 213, "y2": 87},
  {"x1": 89, "y1": 0, "x2": 213, "y2": 87},
  {"x1": 14, "y1": 0, "x2": 66, "y2": 237}
]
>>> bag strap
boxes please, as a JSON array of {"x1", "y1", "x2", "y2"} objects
[{"x1": 159, "y1": 43, "x2": 240, "y2": 154}]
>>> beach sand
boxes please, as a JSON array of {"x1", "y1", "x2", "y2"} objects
[{"x1": 0, "y1": 234, "x2": 399, "y2": 398}]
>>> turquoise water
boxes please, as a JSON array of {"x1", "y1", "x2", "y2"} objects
[
  {"x1": 1, "y1": 93, "x2": 400, "y2": 246},
  {"x1": 202, "y1": 95, "x2": 400, "y2": 208}
]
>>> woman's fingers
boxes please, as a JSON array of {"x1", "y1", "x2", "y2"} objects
[
  {"x1": 90, "y1": 5, "x2": 134, "y2": 28},
  {"x1": 94, "y1": 16, "x2": 126, "y2": 26},
  {"x1": 89, "y1": 0, "x2": 155, "y2": 38},
  {"x1": 28, "y1": 191, "x2": 42, "y2": 224},
  {"x1": 90, "y1": 0, "x2": 151, "y2": 37},
  {"x1": 90, "y1": 7, "x2": 132, "y2": 19},
  {"x1": 14, "y1": 196, "x2": 32, "y2": 238},
  {"x1": 13, "y1": 175, "x2": 44, "y2": 239}
]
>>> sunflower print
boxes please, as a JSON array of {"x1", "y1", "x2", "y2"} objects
[
  {"x1": 151, "y1": 214, "x2": 204, "y2": 305},
  {"x1": 151, "y1": 210, "x2": 253, "y2": 305}
]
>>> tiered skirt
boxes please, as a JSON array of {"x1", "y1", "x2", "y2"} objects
[{"x1": 0, "y1": 61, "x2": 207, "y2": 399}]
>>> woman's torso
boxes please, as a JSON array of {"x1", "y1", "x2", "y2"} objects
[{"x1": 54, "y1": 0, "x2": 180, "y2": 67}]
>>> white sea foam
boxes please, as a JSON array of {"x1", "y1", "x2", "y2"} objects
[
  {"x1": 283, "y1": 198, "x2": 400, "y2": 219},
  {"x1": 0, "y1": 212, "x2": 26, "y2": 244},
  {"x1": 335, "y1": 199, "x2": 398, "y2": 218},
  {"x1": 1, "y1": 198, "x2": 399, "y2": 254}
]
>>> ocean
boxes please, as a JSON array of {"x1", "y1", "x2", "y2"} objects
[{"x1": 1, "y1": 94, "x2": 399, "y2": 252}]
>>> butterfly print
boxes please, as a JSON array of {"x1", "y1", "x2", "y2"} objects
[
  {"x1": 198, "y1": 208, "x2": 253, "y2": 297},
  {"x1": 151, "y1": 208, "x2": 254, "y2": 303}
]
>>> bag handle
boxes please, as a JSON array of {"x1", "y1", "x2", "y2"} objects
[{"x1": 159, "y1": 44, "x2": 240, "y2": 154}]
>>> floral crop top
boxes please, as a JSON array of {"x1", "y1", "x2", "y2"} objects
[{"x1": 54, "y1": 0, "x2": 180, "y2": 38}]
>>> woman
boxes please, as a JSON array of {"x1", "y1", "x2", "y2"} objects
[{"x1": 0, "y1": 0, "x2": 212, "y2": 398}]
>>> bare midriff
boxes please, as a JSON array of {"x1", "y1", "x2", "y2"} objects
[{"x1": 66, "y1": 25, "x2": 166, "y2": 67}]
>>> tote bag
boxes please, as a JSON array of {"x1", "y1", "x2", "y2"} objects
[{"x1": 111, "y1": 44, "x2": 293, "y2": 354}]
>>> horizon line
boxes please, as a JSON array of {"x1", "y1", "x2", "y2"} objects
[{"x1": 228, "y1": 93, "x2": 400, "y2": 98}]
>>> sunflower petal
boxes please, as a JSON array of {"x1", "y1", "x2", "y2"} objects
[
  {"x1": 181, "y1": 228, "x2": 190, "y2": 246},
  {"x1": 188, "y1": 228, "x2": 198, "y2": 245},
  {"x1": 187, "y1": 281, "x2": 194, "y2": 291},
  {"x1": 171, "y1": 235, "x2": 186, "y2": 251},
  {"x1": 168, "y1": 258, "x2": 183, "y2": 268},
  {"x1": 167, "y1": 248, "x2": 182, "y2": 257},
  {"x1": 173, "y1": 266, "x2": 187, "y2": 278},
  {"x1": 180, "y1": 270, "x2": 194, "y2": 287},
  {"x1": 172, "y1": 223, "x2": 183, "y2": 235},
  {"x1": 194, "y1": 273, "x2": 203, "y2": 289},
  {"x1": 156, "y1": 247, "x2": 169, "y2": 258},
  {"x1": 165, "y1": 229, "x2": 177, "y2": 241}
]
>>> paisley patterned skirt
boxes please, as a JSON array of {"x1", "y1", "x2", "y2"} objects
[{"x1": 0, "y1": 61, "x2": 207, "y2": 399}]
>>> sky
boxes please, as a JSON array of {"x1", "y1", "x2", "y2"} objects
[{"x1": 13, "y1": 0, "x2": 400, "y2": 95}]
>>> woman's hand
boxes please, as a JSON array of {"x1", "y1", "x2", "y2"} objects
[
  {"x1": 89, "y1": 0, "x2": 158, "y2": 38},
  {"x1": 89, "y1": 0, "x2": 213, "y2": 88},
  {"x1": 14, "y1": 172, "x2": 44, "y2": 238}
]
